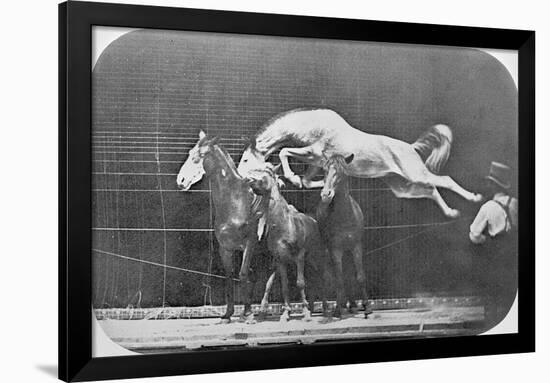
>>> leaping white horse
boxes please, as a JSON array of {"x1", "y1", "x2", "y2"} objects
[{"x1": 237, "y1": 108, "x2": 482, "y2": 218}]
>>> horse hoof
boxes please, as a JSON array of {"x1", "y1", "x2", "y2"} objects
[
  {"x1": 220, "y1": 318, "x2": 231, "y2": 324},
  {"x1": 302, "y1": 310, "x2": 312, "y2": 322},
  {"x1": 364, "y1": 309, "x2": 373, "y2": 319},
  {"x1": 280, "y1": 313, "x2": 290, "y2": 322},
  {"x1": 245, "y1": 313, "x2": 256, "y2": 325},
  {"x1": 287, "y1": 174, "x2": 302, "y2": 188},
  {"x1": 472, "y1": 193, "x2": 483, "y2": 203},
  {"x1": 447, "y1": 209, "x2": 460, "y2": 219}
]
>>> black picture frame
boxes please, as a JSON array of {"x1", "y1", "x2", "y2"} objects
[{"x1": 59, "y1": 1, "x2": 535, "y2": 381}]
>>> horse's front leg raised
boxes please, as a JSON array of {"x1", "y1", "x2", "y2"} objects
[
  {"x1": 219, "y1": 248, "x2": 235, "y2": 324},
  {"x1": 278, "y1": 146, "x2": 319, "y2": 188},
  {"x1": 238, "y1": 239, "x2": 256, "y2": 324}
]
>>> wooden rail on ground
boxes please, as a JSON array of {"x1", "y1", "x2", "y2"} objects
[{"x1": 95, "y1": 296, "x2": 483, "y2": 320}]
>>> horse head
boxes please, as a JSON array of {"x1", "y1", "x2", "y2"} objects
[
  {"x1": 320, "y1": 153, "x2": 354, "y2": 203},
  {"x1": 176, "y1": 130, "x2": 219, "y2": 191},
  {"x1": 246, "y1": 163, "x2": 283, "y2": 196},
  {"x1": 237, "y1": 136, "x2": 268, "y2": 178}
]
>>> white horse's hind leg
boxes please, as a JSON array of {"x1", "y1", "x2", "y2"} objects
[
  {"x1": 385, "y1": 175, "x2": 460, "y2": 218},
  {"x1": 427, "y1": 174, "x2": 482, "y2": 202},
  {"x1": 429, "y1": 187, "x2": 460, "y2": 218},
  {"x1": 302, "y1": 165, "x2": 324, "y2": 189}
]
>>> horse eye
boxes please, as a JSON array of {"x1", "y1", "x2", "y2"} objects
[{"x1": 244, "y1": 159, "x2": 248, "y2": 162}]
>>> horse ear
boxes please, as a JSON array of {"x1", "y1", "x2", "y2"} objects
[
  {"x1": 240, "y1": 136, "x2": 256, "y2": 150},
  {"x1": 199, "y1": 130, "x2": 206, "y2": 140},
  {"x1": 248, "y1": 136, "x2": 256, "y2": 150},
  {"x1": 209, "y1": 136, "x2": 220, "y2": 145},
  {"x1": 345, "y1": 153, "x2": 355, "y2": 164}
]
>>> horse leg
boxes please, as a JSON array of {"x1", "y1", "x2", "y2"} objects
[
  {"x1": 258, "y1": 271, "x2": 276, "y2": 320},
  {"x1": 296, "y1": 249, "x2": 312, "y2": 322},
  {"x1": 320, "y1": 248, "x2": 331, "y2": 317},
  {"x1": 302, "y1": 165, "x2": 325, "y2": 189},
  {"x1": 429, "y1": 186, "x2": 461, "y2": 218},
  {"x1": 243, "y1": 264, "x2": 258, "y2": 324},
  {"x1": 387, "y1": 176, "x2": 460, "y2": 218},
  {"x1": 426, "y1": 174, "x2": 483, "y2": 202},
  {"x1": 219, "y1": 248, "x2": 235, "y2": 323},
  {"x1": 278, "y1": 145, "x2": 319, "y2": 188},
  {"x1": 343, "y1": 254, "x2": 357, "y2": 313},
  {"x1": 278, "y1": 262, "x2": 291, "y2": 322},
  {"x1": 331, "y1": 247, "x2": 346, "y2": 318},
  {"x1": 351, "y1": 243, "x2": 371, "y2": 318},
  {"x1": 238, "y1": 239, "x2": 256, "y2": 324}
]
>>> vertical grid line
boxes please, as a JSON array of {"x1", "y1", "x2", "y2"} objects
[{"x1": 154, "y1": 50, "x2": 169, "y2": 307}]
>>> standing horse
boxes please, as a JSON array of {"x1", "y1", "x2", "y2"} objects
[
  {"x1": 317, "y1": 154, "x2": 371, "y2": 318},
  {"x1": 247, "y1": 165, "x2": 326, "y2": 322},
  {"x1": 238, "y1": 108, "x2": 482, "y2": 218},
  {"x1": 177, "y1": 131, "x2": 268, "y2": 323}
]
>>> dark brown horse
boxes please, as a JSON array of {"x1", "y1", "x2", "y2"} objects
[
  {"x1": 247, "y1": 165, "x2": 326, "y2": 322},
  {"x1": 317, "y1": 154, "x2": 372, "y2": 318},
  {"x1": 177, "y1": 131, "x2": 268, "y2": 323}
]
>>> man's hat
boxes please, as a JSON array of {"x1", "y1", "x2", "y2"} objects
[{"x1": 485, "y1": 161, "x2": 512, "y2": 189}]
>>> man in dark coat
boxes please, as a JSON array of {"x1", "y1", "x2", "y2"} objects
[{"x1": 469, "y1": 162, "x2": 518, "y2": 329}]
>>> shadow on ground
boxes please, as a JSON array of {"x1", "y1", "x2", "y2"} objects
[{"x1": 36, "y1": 365, "x2": 57, "y2": 379}]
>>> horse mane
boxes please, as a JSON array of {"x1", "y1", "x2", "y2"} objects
[
  {"x1": 256, "y1": 108, "x2": 321, "y2": 136},
  {"x1": 325, "y1": 154, "x2": 348, "y2": 174},
  {"x1": 212, "y1": 144, "x2": 242, "y2": 179}
]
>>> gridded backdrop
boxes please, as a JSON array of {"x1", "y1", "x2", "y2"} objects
[{"x1": 92, "y1": 29, "x2": 518, "y2": 309}]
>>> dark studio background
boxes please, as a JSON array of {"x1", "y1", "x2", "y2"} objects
[{"x1": 91, "y1": 29, "x2": 517, "y2": 309}]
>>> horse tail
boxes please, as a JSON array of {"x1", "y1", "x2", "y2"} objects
[{"x1": 411, "y1": 124, "x2": 453, "y2": 174}]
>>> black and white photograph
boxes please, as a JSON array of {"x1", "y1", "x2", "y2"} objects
[
  {"x1": 91, "y1": 26, "x2": 519, "y2": 356},
  {"x1": 2, "y1": 0, "x2": 546, "y2": 382}
]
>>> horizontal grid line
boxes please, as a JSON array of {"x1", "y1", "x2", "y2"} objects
[
  {"x1": 92, "y1": 222, "x2": 449, "y2": 232},
  {"x1": 93, "y1": 159, "x2": 183, "y2": 164},
  {"x1": 94, "y1": 146, "x2": 191, "y2": 150},
  {"x1": 93, "y1": 227, "x2": 213, "y2": 232},
  {"x1": 92, "y1": 188, "x2": 392, "y2": 192},
  {"x1": 92, "y1": 189, "x2": 206, "y2": 192},
  {"x1": 92, "y1": 172, "x2": 177, "y2": 176}
]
